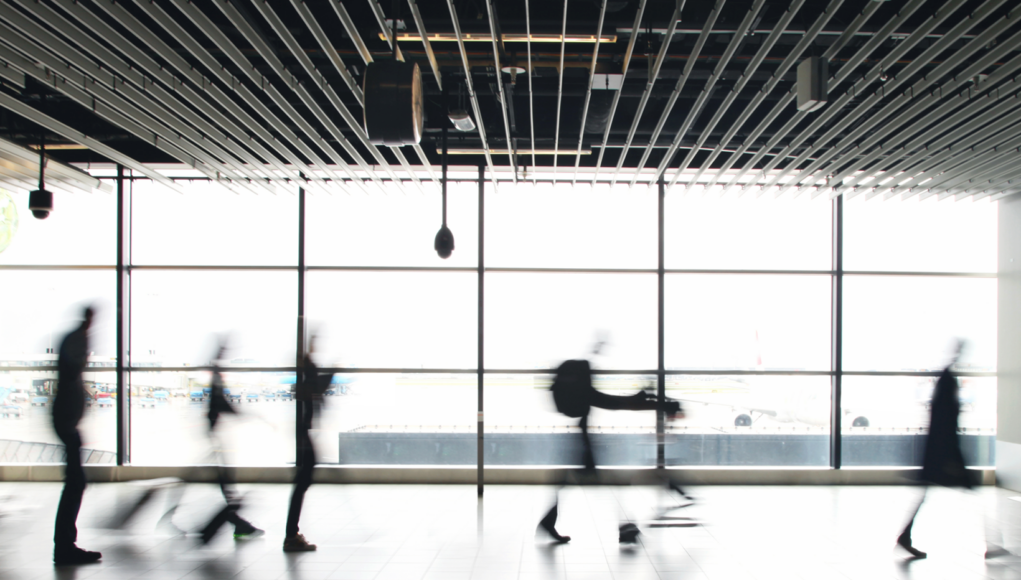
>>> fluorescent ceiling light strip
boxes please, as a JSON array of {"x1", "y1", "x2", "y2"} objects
[
  {"x1": 383, "y1": 32, "x2": 616, "y2": 43},
  {"x1": 442, "y1": 149, "x2": 591, "y2": 155}
]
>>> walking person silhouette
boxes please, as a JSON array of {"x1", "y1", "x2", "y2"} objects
[
  {"x1": 283, "y1": 335, "x2": 332, "y2": 552},
  {"x1": 52, "y1": 306, "x2": 102, "y2": 565},
  {"x1": 538, "y1": 342, "x2": 682, "y2": 545},
  {"x1": 198, "y1": 341, "x2": 263, "y2": 544},
  {"x1": 896, "y1": 340, "x2": 1007, "y2": 559}
]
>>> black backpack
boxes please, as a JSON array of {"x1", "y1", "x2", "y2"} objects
[{"x1": 550, "y1": 359, "x2": 593, "y2": 418}]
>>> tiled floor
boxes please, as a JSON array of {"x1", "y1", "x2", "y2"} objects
[{"x1": 1, "y1": 480, "x2": 1020, "y2": 579}]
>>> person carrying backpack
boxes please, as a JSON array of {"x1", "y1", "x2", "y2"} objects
[{"x1": 539, "y1": 357, "x2": 682, "y2": 544}]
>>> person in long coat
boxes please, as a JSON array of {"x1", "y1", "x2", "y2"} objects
[{"x1": 896, "y1": 341, "x2": 1005, "y2": 559}]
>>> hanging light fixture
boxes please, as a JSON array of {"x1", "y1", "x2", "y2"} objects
[
  {"x1": 435, "y1": 123, "x2": 454, "y2": 259},
  {"x1": 28, "y1": 135, "x2": 53, "y2": 219}
]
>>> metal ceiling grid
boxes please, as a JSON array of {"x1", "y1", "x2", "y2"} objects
[
  {"x1": 714, "y1": 0, "x2": 920, "y2": 196},
  {"x1": 770, "y1": 0, "x2": 1020, "y2": 198},
  {"x1": 643, "y1": 0, "x2": 767, "y2": 189},
  {"x1": 445, "y1": 0, "x2": 498, "y2": 188},
  {"x1": 607, "y1": 2, "x2": 686, "y2": 187},
  {"x1": 590, "y1": 0, "x2": 647, "y2": 183},
  {"x1": 0, "y1": 136, "x2": 107, "y2": 195},
  {"x1": 0, "y1": 0, "x2": 1017, "y2": 200},
  {"x1": 0, "y1": 1, "x2": 267, "y2": 195},
  {"x1": 655, "y1": 0, "x2": 806, "y2": 190},
  {"x1": 693, "y1": 0, "x2": 845, "y2": 192}
]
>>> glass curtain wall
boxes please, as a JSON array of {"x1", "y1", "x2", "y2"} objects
[
  {"x1": 841, "y1": 196, "x2": 997, "y2": 467},
  {"x1": 0, "y1": 174, "x2": 999, "y2": 469}
]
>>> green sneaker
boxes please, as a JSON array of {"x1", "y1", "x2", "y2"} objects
[{"x1": 234, "y1": 527, "x2": 265, "y2": 540}]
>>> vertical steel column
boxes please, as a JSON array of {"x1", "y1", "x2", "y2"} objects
[
  {"x1": 296, "y1": 185, "x2": 306, "y2": 464},
  {"x1": 830, "y1": 195, "x2": 843, "y2": 469},
  {"x1": 657, "y1": 178, "x2": 666, "y2": 469},
  {"x1": 477, "y1": 165, "x2": 485, "y2": 496},
  {"x1": 116, "y1": 165, "x2": 130, "y2": 465}
]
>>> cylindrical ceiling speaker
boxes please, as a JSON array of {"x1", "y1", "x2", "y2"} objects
[{"x1": 363, "y1": 61, "x2": 424, "y2": 146}]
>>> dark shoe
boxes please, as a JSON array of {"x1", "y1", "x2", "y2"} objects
[
  {"x1": 283, "y1": 533, "x2": 317, "y2": 552},
  {"x1": 54, "y1": 547, "x2": 102, "y2": 566},
  {"x1": 896, "y1": 532, "x2": 926, "y2": 559},
  {"x1": 537, "y1": 507, "x2": 570, "y2": 544},
  {"x1": 619, "y1": 523, "x2": 641, "y2": 544},
  {"x1": 985, "y1": 545, "x2": 1012, "y2": 559},
  {"x1": 537, "y1": 520, "x2": 570, "y2": 543}
]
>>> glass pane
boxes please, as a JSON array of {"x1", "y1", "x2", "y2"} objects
[
  {"x1": 0, "y1": 370, "x2": 116, "y2": 464},
  {"x1": 131, "y1": 180, "x2": 298, "y2": 266},
  {"x1": 842, "y1": 276, "x2": 996, "y2": 372},
  {"x1": 306, "y1": 182, "x2": 478, "y2": 267},
  {"x1": 484, "y1": 373, "x2": 658, "y2": 466},
  {"x1": 664, "y1": 192, "x2": 831, "y2": 270},
  {"x1": 333, "y1": 373, "x2": 476, "y2": 465},
  {"x1": 131, "y1": 271, "x2": 296, "y2": 367},
  {"x1": 665, "y1": 274, "x2": 831, "y2": 371},
  {"x1": 130, "y1": 370, "x2": 295, "y2": 466},
  {"x1": 305, "y1": 271, "x2": 476, "y2": 369},
  {"x1": 0, "y1": 189, "x2": 116, "y2": 265},
  {"x1": 666, "y1": 374, "x2": 830, "y2": 466},
  {"x1": 844, "y1": 196, "x2": 997, "y2": 273},
  {"x1": 486, "y1": 273, "x2": 657, "y2": 370},
  {"x1": 0, "y1": 270, "x2": 116, "y2": 361},
  {"x1": 841, "y1": 376, "x2": 995, "y2": 467},
  {"x1": 486, "y1": 182, "x2": 657, "y2": 269}
]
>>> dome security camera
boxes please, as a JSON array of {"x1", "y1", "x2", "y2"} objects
[{"x1": 29, "y1": 188, "x2": 53, "y2": 220}]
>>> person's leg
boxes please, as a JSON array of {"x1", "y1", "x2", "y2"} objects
[
  {"x1": 537, "y1": 493, "x2": 570, "y2": 543},
  {"x1": 897, "y1": 486, "x2": 928, "y2": 558},
  {"x1": 285, "y1": 435, "x2": 315, "y2": 538},
  {"x1": 53, "y1": 427, "x2": 99, "y2": 564},
  {"x1": 54, "y1": 428, "x2": 85, "y2": 551},
  {"x1": 967, "y1": 487, "x2": 1011, "y2": 558}
]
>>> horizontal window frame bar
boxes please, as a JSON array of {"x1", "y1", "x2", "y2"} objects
[
  {"x1": 306, "y1": 265, "x2": 477, "y2": 273},
  {"x1": 843, "y1": 271, "x2": 996, "y2": 278},
  {"x1": 3, "y1": 366, "x2": 996, "y2": 379},
  {"x1": 3, "y1": 265, "x2": 995, "y2": 277},
  {"x1": 127, "y1": 265, "x2": 295, "y2": 271},
  {"x1": 0, "y1": 265, "x2": 116, "y2": 270}
]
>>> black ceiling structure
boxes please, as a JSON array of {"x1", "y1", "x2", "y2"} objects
[{"x1": 0, "y1": 0, "x2": 1019, "y2": 199}]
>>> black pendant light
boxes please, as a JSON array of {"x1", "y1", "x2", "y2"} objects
[
  {"x1": 434, "y1": 123, "x2": 454, "y2": 259},
  {"x1": 28, "y1": 134, "x2": 53, "y2": 220}
]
